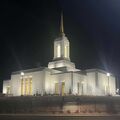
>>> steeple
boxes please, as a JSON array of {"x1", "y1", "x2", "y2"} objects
[
  {"x1": 60, "y1": 12, "x2": 65, "y2": 36},
  {"x1": 48, "y1": 11, "x2": 76, "y2": 71},
  {"x1": 51, "y1": 11, "x2": 70, "y2": 61}
]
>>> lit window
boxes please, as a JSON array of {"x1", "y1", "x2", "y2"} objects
[
  {"x1": 29, "y1": 77, "x2": 32, "y2": 95},
  {"x1": 21, "y1": 78, "x2": 24, "y2": 95},
  {"x1": 21, "y1": 76, "x2": 32, "y2": 96},
  {"x1": 25, "y1": 78, "x2": 29, "y2": 95},
  {"x1": 65, "y1": 46, "x2": 67, "y2": 58},
  {"x1": 57, "y1": 45, "x2": 61, "y2": 57}
]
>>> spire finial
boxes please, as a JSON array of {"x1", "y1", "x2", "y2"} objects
[{"x1": 60, "y1": 11, "x2": 64, "y2": 35}]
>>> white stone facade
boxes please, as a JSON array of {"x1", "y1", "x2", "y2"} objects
[{"x1": 3, "y1": 68, "x2": 116, "y2": 96}]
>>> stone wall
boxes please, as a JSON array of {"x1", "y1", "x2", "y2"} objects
[{"x1": 0, "y1": 96, "x2": 120, "y2": 115}]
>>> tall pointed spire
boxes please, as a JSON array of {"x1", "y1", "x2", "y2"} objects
[{"x1": 60, "y1": 12, "x2": 64, "y2": 36}]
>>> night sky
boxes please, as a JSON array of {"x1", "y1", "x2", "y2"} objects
[{"x1": 0, "y1": 0, "x2": 120, "y2": 92}]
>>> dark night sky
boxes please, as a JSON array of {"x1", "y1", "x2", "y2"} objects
[{"x1": 0, "y1": 0, "x2": 120, "y2": 91}]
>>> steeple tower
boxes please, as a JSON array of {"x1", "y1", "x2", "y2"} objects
[
  {"x1": 52, "y1": 12, "x2": 70, "y2": 60},
  {"x1": 48, "y1": 12, "x2": 76, "y2": 71}
]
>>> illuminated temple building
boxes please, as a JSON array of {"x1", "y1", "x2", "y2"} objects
[{"x1": 3, "y1": 14, "x2": 116, "y2": 96}]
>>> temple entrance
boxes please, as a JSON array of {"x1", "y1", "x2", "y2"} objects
[{"x1": 55, "y1": 82, "x2": 65, "y2": 96}]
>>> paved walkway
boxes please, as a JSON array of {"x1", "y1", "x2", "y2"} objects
[{"x1": 0, "y1": 114, "x2": 120, "y2": 120}]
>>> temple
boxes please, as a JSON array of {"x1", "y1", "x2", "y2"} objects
[{"x1": 3, "y1": 13, "x2": 116, "y2": 96}]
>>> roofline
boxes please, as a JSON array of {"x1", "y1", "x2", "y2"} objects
[
  {"x1": 51, "y1": 70, "x2": 86, "y2": 75},
  {"x1": 12, "y1": 67, "x2": 46, "y2": 75},
  {"x1": 85, "y1": 68, "x2": 114, "y2": 76}
]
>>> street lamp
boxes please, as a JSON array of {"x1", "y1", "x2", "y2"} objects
[
  {"x1": 116, "y1": 88, "x2": 119, "y2": 95},
  {"x1": 107, "y1": 72, "x2": 110, "y2": 95},
  {"x1": 21, "y1": 72, "x2": 24, "y2": 96},
  {"x1": 107, "y1": 73, "x2": 110, "y2": 77},
  {"x1": 21, "y1": 72, "x2": 24, "y2": 76}
]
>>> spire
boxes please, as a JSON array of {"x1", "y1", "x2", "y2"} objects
[{"x1": 60, "y1": 12, "x2": 65, "y2": 36}]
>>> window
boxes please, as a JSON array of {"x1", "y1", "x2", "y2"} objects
[
  {"x1": 25, "y1": 78, "x2": 29, "y2": 95},
  {"x1": 29, "y1": 77, "x2": 32, "y2": 95},
  {"x1": 65, "y1": 46, "x2": 67, "y2": 58},
  {"x1": 21, "y1": 78, "x2": 24, "y2": 95},
  {"x1": 57, "y1": 44, "x2": 61, "y2": 57},
  {"x1": 21, "y1": 76, "x2": 32, "y2": 96}
]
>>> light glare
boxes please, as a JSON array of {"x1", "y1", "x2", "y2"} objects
[
  {"x1": 21, "y1": 72, "x2": 24, "y2": 76},
  {"x1": 107, "y1": 73, "x2": 110, "y2": 76}
]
